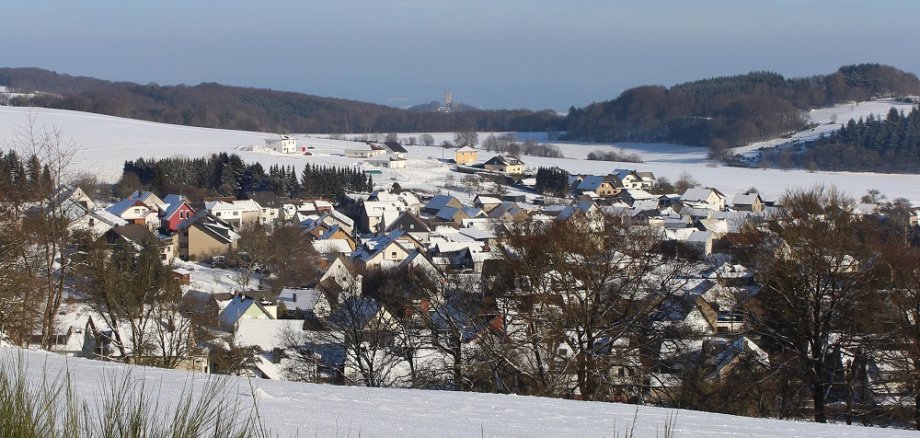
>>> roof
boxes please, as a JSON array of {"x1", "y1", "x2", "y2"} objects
[
  {"x1": 219, "y1": 295, "x2": 272, "y2": 327},
  {"x1": 484, "y1": 155, "x2": 523, "y2": 166},
  {"x1": 106, "y1": 198, "x2": 150, "y2": 216},
  {"x1": 682, "y1": 188, "x2": 726, "y2": 203},
  {"x1": 234, "y1": 319, "x2": 304, "y2": 351},
  {"x1": 161, "y1": 194, "x2": 190, "y2": 220},
  {"x1": 732, "y1": 193, "x2": 762, "y2": 206},
  {"x1": 108, "y1": 224, "x2": 154, "y2": 245},
  {"x1": 456, "y1": 146, "x2": 477, "y2": 153},
  {"x1": 425, "y1": 195, "x2": 460, "y2": 212},
  {"x1": 383, "y1": 141, "x2": 408, "y2": 153},
  {"x1": 277, "y1": 287, "x2": 323, "y2": 312},
  {"x1": 576, "y1": 175, "x2": 609, "y2": 192}
]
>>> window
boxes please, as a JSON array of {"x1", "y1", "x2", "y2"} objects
[
  {"x1": 233, "y1": 211, "x2": 239, "y2": 216},
  {"x1": 390, "y1": 251, "x2": 397, "y2": 258},
  {"x1": 88, "y1": 218, "x2": 94, "y2": 227}
]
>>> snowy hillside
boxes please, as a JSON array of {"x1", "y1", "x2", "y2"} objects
[
  {"x1": 3, "y1": 347, "x2": 914, "y2": 438},
  {"x1": 2, "y1": 103, "x2": 920, "y2": 201},
  {"x1": 732, "y1": 98, "x2": 918, "y2": 156}
]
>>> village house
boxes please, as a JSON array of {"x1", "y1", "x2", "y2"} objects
[
  {"x1": 106, "y1": 198, "x2": 160, "y2": 229},
  {"x1": 382, "y1": 141, "x2": 408, "y2": 159},
  {"x1": 345, "y1": 142, "x2": 387, "y2": 159},
  {"x1": 358, "y1": 200, "x2": 402, "y2": 234},
  {"x1": 177, "y1": 212, "x2": 240, "y2": 261},
  {"x1": 368, "y1": 155, "x2": 407, "y2": 169},
  {"x1": 611, "y1": 169, "x2": 656, "y2": 189},
  {"x1": 159, "y1": 194, "x2": 195, "y2": 232},
  {"x1": 575, "y1": 175, "x2": 623, "y2": 197},
  {"x1": 455, "y1": 146, "x2": 478, "y2": 165},
  {"x1": 484, "y1": 155, "x2": 525, "y2": 175},
  {"x1": 351, "y1": 230, "x2": 413, "y2": 270},
  {"x1": 731, "y1": 192, "x2": 764, "y2": 213},
  {"x1": 680, "y1": 188, "x2": 727, "y2": 211},
  {"x1": 265, "y1": 134, "x2": 298, "y2": 154},
  {"x1": 385, "y1": 212, "x2": 432, "y2": 243}
]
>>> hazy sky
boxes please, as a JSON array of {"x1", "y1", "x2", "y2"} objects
[{"x1": 3, "y1": 1, "x2": 918, "y2": 111}]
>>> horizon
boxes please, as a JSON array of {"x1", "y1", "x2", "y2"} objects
[{"x1": 3, "y1": 1, "x2": 919, "y2": 111}]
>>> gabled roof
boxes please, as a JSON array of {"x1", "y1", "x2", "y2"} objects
[
  {"x1": 106, "y1": 198, "x2": 151, "y2": 217},
  {"x1": 732, "y1": 193, "x2": 762, "y2": 206},
  {"x1": 576, "y1": 175, "x2": 610, "y2": 192},
  {"x1": 484, "y1": 155, "x2": 523, "y2": 166},
  {"x1": 383, "y1": 141, "x2": 408, "y2": 153},
  {"x1": 682, "y1": 188, "x2": 726, "y2": 203},
  {"x1": 107, "y1": 224, "x2": 154, "y2": 245},
  {"x1": 161, "y1": 194, "x2": 192, "y2": 220},
  {"x1": 179, "y1": 211, "x2": 240, "y2": 244},
  {"x1": 352, "y1": 230, "x2": 408, "y2": 263},
  {"x1": 246, "y1": 191, "x2": 290, "y2": 208},
  {"x1": 129, "y1": 191, "x2": 165, "y2": 209},
  {"x1": 385, "y1": 212, "x2": 430, "y2": 233},
  {"x1": 219, "y1": 295, "x2": 273, "y2": 327},
  {"x1": 425, "y1": 194, "x2": 461, "y2": 212},
  {"x1": 456, "y1": 146, "x2": 477, "y2": 153}
]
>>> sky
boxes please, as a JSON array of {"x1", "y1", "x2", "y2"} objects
[{"x1": 2, "y1": 1, "x2": 919, "y2": 112}]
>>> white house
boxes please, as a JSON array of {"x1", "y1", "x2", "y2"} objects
[
  {"x1": 265, "y1": 135, "x2": 297, "y2": 154},
  {"x1": 345, "y1": 142, "x2": 387, "y2": 159}
]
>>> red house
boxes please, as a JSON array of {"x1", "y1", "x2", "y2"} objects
[{"x1": 160, "y1": 194, "x2": 196, "y2": 232}]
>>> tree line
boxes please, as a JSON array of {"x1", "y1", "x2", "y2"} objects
[
  {"x1": 0, "y1": 68, "x2": 563, "y2": 134},
  {"x1": 564, "y1": 64, "x2": 920, "y2": 148},
  {"x1": 120, "y1": 154, "x2": 372, "y2": 201}
]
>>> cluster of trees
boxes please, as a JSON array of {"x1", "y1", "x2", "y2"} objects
[
  {"x1": 481, "y1": 134, "x2": 564, "y2": 158},
  {"x1": 534, "y1": 166, "x2": 570, "y2": 197},
  {"x1": 0, "y1": 150, "x2": 53, "y2": 202},
  {"x1": 120, "y1": 154, "x2": 372, "y2": 201},
  {"x1": 0, "y1": 68, "x2": 564, "y2": 134},
  {"x1": 565, "y1": 64, "x2": 920, "y2": 148},
  {"x1": 298, "y1": 163, "x2": 373, "y2": 198},
  {"x1": 794, "y1": 107, "x2": 920, "y2": 172},
  {"x1": 586, "y1": 149, "x2": 643, "y2": 163}
]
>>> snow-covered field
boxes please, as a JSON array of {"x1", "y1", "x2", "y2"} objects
[
  {"x1": 3, "y1": 347, "x2": 915, "y2": 438},
  {"x1": 1, "y1": 101, "x2": 920, "y2": 202}
]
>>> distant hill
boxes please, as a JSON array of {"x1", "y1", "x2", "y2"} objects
[
  {"x1": 406, "y1": 100, "x2": 481, "y2": 113},
  {"x1": 564, "y1": 64, "x2": 920, "y2": 147},
  {"x1": 0, "y1": 68, "x2": 563, "y2": 134}
]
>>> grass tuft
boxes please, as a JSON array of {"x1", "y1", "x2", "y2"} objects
[{"x1": 0, "y1": 350, "x2": 276, "y2": 438}]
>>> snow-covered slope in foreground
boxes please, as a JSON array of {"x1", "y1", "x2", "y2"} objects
[{"x1": 4, "y1": 348, "x2": 914, "y2": 438}]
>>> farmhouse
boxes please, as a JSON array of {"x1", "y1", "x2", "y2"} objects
[
  {"x1": 455, "y1": 146, "x2": 478, "y2": 165},
  {"x1": 265, "y1": 135, "x2": 297, "y2": 154},
  {"x1": 345, "y1": 142, "x2": 387, "y2": 159},
  {"x1": 484, "y1": 155, "x2": 525, "y2": 175}
]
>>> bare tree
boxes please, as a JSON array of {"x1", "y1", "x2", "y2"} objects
[
  {"x1": 419, "y1": 133, "x2": 435, "y2": 147},
  {"x1": 674, "y1": 172, "x2": 698, "y2": 194},
  {"x1": 453, "y1": 129, "x2": 479, "y2": 147},
  {"x1": 10, "y1": 114, "x2": 79, "y2": 349},
  {"x1": 496, "y1": 213, "x2": 694, "y2": 401},
  {"x1": 747, "y1": 186, "x2": 879, "y2": 423}
]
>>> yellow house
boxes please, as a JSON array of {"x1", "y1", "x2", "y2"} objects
[{"x1": 455, "y1": 146, "x2": 478, "y2": 165}]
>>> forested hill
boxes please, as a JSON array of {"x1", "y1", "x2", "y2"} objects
[
  {"x1": 0, "y1": 68, "x2": 562, "y2": 134},
  {"x1": 563, "y1": 64, "x2": 920, "y2": 147}
]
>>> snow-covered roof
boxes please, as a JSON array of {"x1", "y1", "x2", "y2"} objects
[{"x1": 234, "y1": 318, "x2": 304, "y2": 351}]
